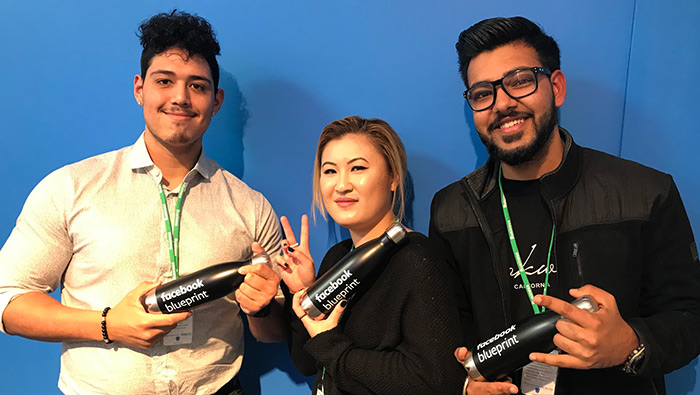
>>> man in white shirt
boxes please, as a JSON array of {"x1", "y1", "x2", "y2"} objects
[{"x1": 0, "y1": 10, "x2": 284, "y2": 395}]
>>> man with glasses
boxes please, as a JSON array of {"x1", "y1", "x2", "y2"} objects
[{"x1": 429, "y1": 16, "x2": 700, "y2": 394}]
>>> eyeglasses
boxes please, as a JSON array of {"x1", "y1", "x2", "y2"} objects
[{"x1": 463, "y1": 67, "x2": 552, "y2": 112}]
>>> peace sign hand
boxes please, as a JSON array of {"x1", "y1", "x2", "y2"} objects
[{"x1": 275, "y1": 215, "x2": 316, "y2": 293}]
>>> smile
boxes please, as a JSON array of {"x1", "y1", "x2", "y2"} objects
[
  {"x1": 165, "y1": 112, "x2": 195, "y2": 117},
  {"x1": 500, "y1": 119, "x2": 524, "y2": 129},
  {"x1": 493, "y1": 115, "x2": 530, "y2": 134},
  {"x1": 162, "y1": 107, "x2": 196, "y2": 117},
  {"x1": 163, "y1": 112, "x2": 196, "y2": 123}
]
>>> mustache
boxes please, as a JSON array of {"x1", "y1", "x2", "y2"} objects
[
  {"x1": 488, "y1": 111, "x2": 531, "y2": 131},
  {"x1": 162, "y1": 106, "x2": 196, "y2": 117}
]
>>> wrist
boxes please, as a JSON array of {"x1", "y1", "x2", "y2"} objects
[
  {"x1": 620, "y1": 326, "x2": 645, "y2": 374},
  {"x1": 621, "y1": 342, "x2": 646, "y2": 375},
  {"x1": 101, "y1": 307, "x2": 113, "y2": 344},
  {"x1": 248, "y1": 302, "x2": 272, "y2": 318},
  {"x1": 289, "y1": 279, "x2": 314, "y2": 295},
  {"x1": 613, "y1": 324, "x2": 640, "y2": 364}
]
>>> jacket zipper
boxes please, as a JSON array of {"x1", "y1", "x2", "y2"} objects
[
  {"x1": 460, "y1": 179, "x2": 510, "y2": 325},
  {"x1": 572, "y1": 242, "x2": 584, "y2": 286}
]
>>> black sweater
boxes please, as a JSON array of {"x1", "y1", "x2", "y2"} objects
[{"x1": 288, "y1": 232, "x2": 467, "y2": 394}]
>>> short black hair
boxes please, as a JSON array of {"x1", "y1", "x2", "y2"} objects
[
  {"x1": 456, "y1": 16, "x2": 560, "y2": 87},
  {"x1": 138, "y1": 10, "x2": 221, "y2": 90}
]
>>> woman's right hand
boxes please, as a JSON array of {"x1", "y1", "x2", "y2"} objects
[
  {"x1": 292, "y1": 289, "x2": 346, "y2": 337},
  {"x1": 454, "y1": 347, "x2": 519, "y2": 394},
  {"x1": 275, "y1": 215, "x2": 316, "y2": 293}
]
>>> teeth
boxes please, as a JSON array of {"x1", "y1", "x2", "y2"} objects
[{"x1": 501, "y1": 119, "x2": 524, "y2": 129}]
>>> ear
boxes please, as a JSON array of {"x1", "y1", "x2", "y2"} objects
[
  {"x1": 390, "y1": 175, "x2": 399, "y2": 193},
  {"x1": 134, "y1": 74, "x2": 144, "y2": 105},
  {"x1": 212, "y1": 88, "x2": 225, "y2": 116},
  {"x1": 550, "y1": 70, "x2": 566, "y2": 108}
]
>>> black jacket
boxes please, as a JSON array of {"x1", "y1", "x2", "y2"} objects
[{"x1": 429, "y1": 129, "x2": 700, "y2": 394}]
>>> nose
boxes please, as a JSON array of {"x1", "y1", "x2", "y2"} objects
[
  {"x1": 172, "y1": 81, "x2": 191, "y2": 106},
  {"x1": 335, "y1": 170, "x2": 352, "y2": 194},
  {"x1": 492, "y1": 85, "x2": 517, "y2": 113}
]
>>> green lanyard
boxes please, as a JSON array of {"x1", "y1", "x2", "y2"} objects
[
  {"x1": 498, "y1": 166, "x2": 554, "y2": 315},
  {"x1": 158, "y1": 181, "x2": 188, "y2": 279}
]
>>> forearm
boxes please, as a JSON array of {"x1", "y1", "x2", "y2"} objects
[
  {"x1": 247, "y1": 297, "x2": 286, "y2": 343},
  {"x1": 2, "y1": 291, "x2": 102, "y2": 342},
  {"x1": 633, "y1": 180, "x2": 700, "y2": 376},
  {"x1": 288, "y1": 315, "x2": 317, "y2": 376},
  {"x1": 628, "y1": 310, "x2": 700, "y2": 376}
]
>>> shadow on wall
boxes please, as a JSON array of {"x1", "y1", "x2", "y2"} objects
[
  {"x1": 403, "y1": 171, "x2": 415, "y2": 230},
  {"x1": 204, "y1": 69, "x2": 249, "y2": 179},
  {"x1": 463, "y1": 102, "x2": 489, "y2": 169},
  {"x1": 405, "y1": 152, "x2": 467, "y2": 231},
  {"x1": 667, "y1": 358, "x2": 699, "y2": 395},
  {"x1": 239, "y1": 316, "x2": 315, "y2": 394},
  {"x1": 560, "y1": 76, "x2": 624, "y2": 155},
  {"x1": 203, "y1": 69, "x2": 315, "y2": 393}
]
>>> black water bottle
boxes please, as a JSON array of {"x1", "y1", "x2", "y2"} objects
[
  {"x1": 142, "y1": 253, "x2": 270, "y2": 313},
  {"x1": 300, "y1": 222, "x2": 408, "y2": 318},
  {"x1": 463, "y1": 296, "x2": 598, "y2": 381}
]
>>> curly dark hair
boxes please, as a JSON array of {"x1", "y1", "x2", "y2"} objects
[
  {"x1": 138, "y1": 9, "x2": 221, "y2": 90},
  {"x1": 456, "y1": 16, "x2": 560, "y2": 87}
]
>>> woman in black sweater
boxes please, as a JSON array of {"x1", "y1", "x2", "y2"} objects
[{"x1": 276, "y1": 116, "x2": 466, "y2": 394}]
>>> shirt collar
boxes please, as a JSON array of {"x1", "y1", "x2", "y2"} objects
[
  {"x1": 129, "y1": 131, "x2": 217, "y2": 181},
  {"x1": 192, "y1": 152, "x2": 217, "y2": 181},
  {"x1": 129, "y1": 132, "x2": 154, "y2": 170}
]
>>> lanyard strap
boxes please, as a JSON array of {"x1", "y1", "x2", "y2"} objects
[
  {"x1": 498, "y1": 166, "x2": 554, "y2": 315},
  {"x1": 158, "y1": 182, "x2": 187, "y2": 279}
]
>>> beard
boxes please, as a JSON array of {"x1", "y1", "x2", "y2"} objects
[
  {"x1": 478, "y1": 101, "x2": 558, "y2": 166},
  {"x1": 164, "y1": 131, "x2": 197, "y2": 145}
]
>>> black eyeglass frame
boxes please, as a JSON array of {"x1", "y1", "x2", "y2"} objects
[{"x1": 463, "y1": 67, "x2": 552, "y2": 112}]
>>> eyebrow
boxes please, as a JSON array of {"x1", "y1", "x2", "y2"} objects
[
  {"x1": 470, "y1": 65, "x2": 535, "y2": 87},
  {"x1": 321, "y1": 157, "x2": 368, "y2": 167},
  {"x1": 148, "y1": 70, "x2": 212, "y2": 84}
]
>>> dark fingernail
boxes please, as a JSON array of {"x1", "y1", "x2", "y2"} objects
[
  {"x1": 287, "y1": 246, "x2": 295, "y2": 253},
  {"x1": 340, "y1": 300, "x2": 347, "y2": 308}
]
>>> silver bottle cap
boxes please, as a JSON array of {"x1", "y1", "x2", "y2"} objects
[
  {"x1": 143, "y1": 289, "x2": 162, "y2": 313},
  {"x1": 571, "y1": 295, "x2": 598, "y2": 313},
  {"x1": 384, "y1": 222, "x2": 408, "y2": 245},
  {"x1": 463, "y1": 352, "x2": 484, "y2": 380},
  {"x1": 301, "y1": 294, "x2": 324, "y2": 319},
  {"x1": 251, "y1": 252, "x2": 271, "y2": 267}
]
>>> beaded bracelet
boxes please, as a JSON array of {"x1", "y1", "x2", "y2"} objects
[{"x1": 101, "y1": 307, "x2": 113, "y2": 344}]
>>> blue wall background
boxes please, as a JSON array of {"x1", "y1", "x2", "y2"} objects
[{"x1": 0, "y1": 1, "x2": 698, "y2": 393}]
